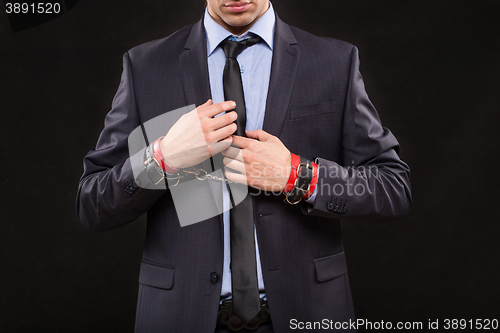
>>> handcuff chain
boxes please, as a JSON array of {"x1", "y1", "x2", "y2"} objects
[
  {"x1": 206, "y1": 173, "x2": 233, "y2": 183},
  {"x1": 169, "y1": 167, "x2": 232, "y2": 186}
]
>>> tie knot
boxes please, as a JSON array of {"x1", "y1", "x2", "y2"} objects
[{"x1": 220, "y1": 36, "x2": 261, "y2": 59}]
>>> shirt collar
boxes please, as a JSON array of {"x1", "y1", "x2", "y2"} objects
[{"x1": 204, "y1": 1, "x2": 275, "y2": 56}]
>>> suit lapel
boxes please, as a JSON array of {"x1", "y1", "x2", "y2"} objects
[
  {"x1": 180, "y1": 19, "x2": 225, "y2": 216},
  {"x1": 262, "y1": 17, "x2": 300, "y2": 137},
  {"x1": 180, "y1": 19, "x2": 211, "y2": 107}
]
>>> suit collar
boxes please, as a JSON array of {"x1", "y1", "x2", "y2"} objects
[
  {"x1": 184, "y1": 16, "x2": 206, "y2": 51},
  {"x1": 274, "y1": 13, "x2": 297, "y2": 46}
]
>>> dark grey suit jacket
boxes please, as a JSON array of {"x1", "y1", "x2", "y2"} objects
[{"x1": 76, "y1": 14, "x2": 412, "y2": 333}]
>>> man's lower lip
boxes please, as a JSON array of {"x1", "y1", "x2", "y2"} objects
[{"x1": 225, "y1": 3, "x2": 251, "y2": 12}]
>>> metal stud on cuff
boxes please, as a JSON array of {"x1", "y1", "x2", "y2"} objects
[{"x1": 284, "y1": 157, "x2": 314, "y2": 204}]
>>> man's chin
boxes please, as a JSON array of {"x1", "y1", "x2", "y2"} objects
[{"x1": 223, "y1": 18, "x2": 255, "y2": 30}]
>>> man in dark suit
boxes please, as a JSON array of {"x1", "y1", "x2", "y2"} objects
[{"x1": 76, "y1": 0, "x2": 412, "y2": 332}]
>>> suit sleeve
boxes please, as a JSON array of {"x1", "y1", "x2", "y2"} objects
[
  {"x1": 75, "y1": 52, "x2": 166, "y2": 232},
  {"x1": 303, "y1": 46, "x2": 412, "y2": 221}
]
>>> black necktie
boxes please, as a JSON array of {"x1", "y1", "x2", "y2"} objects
[
  {"x1": 221, "y1": 37, "x2": 260, "y2": 136},
  {"x1": 220, "y1": 36, "x2": 261, "y2": 324}
]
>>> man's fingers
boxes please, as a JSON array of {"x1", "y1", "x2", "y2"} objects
[
  {"x1": 246, "y1": 129, "x2": 273, "y2": 141},
  {"x1": 231, "y1": 135, "x2": 255, "y2": 148},
  {"x1": 223, "y1": 157, "x2": 245, "y2": 174},
  {"x1": 206, "y1": 123, "x2": 237, "y2": 144},
  {"x1": 200, "y1": 101, "x2": 236, "y2": 118},
  {"x1": 224, "y1": 170, "x2": 248, "y2": 186},
  {"x1": 222, "y1": 146, "x2": 243, "y2": 161},
  {"x1": 209, "y1": 139, "x2": 233, "y2": 156},
  {"x1": 197, "y1": 99, "x2": 213, "y2": 109},
  {"x1": 205, "y1": 111, "x2": 237, "y2": 132},
  {"x1": 219, "y1": 136, "x2": 233, "y2": 144}
]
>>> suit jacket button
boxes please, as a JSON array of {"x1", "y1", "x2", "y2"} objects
[
  {"x1": 333, "y1": 204, "x2": 339, "y2": 213},
  {"x1": 210, "y1": 271, "x2": 218, "y2": 283},
  {"x1": 326, "y1": 202, "x2": 334, "y2": 211}
]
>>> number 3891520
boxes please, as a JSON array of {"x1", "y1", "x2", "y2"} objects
[{"x1": 6, "y1": 3, "x2": 61, "y2": 14}]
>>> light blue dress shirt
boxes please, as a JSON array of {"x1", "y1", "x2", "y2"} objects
[{"x1": 203, "y1": 3, "x2": 275, "y2": 297}]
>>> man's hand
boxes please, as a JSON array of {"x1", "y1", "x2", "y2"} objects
[
  {"x1": 160, "y1": 99, "x2": 237, "y2": 169},
  {"x1": 222, "y1": 130, "x2": 292, "y2": 192}
]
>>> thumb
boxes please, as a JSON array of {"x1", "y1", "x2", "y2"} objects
[{"x1": 246, "y1": 129, "x2": 273, "y2": 142}]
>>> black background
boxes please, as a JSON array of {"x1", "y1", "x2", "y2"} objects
[{"x1": 1, "y1": 0, "x2": 499, "y2": 332}]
